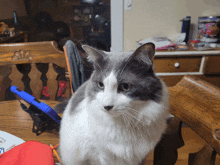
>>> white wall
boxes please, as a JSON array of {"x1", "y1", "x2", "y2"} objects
[
  {"x1": 0, "y1": 0, "x2": 26, "y2": 20},
  {"x1": 123, "y1": 0, "x2": 220, "y2": 51},
  {"x1": 111, "y1": 0, "x2": 124, "y2": 52}
]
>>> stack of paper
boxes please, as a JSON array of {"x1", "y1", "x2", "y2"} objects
[
  {"x1": 0, "y1": 130, "x2": 25, "y2": 154},
  {"x1": 139, "y1": 37, "x2": 171, "y2": 48},
  {"x1": 137, "y1": 37, "x2": 177, "y2": 50}
]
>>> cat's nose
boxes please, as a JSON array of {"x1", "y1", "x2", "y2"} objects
[{"x1": 104, "y1": 105, "x2": 114, "y2": 111}]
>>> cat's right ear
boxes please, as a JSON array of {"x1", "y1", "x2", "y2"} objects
[
  {"x1": 132, "y1": 42, "x2": 155, "y2": 64},
  {"x1": 82, "y1": 45, "x2": 106, "y2": 64}
]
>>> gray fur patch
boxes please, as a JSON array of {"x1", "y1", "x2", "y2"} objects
[
  {"x1": 116, "y1": 57, "x2": 162, "y2": 102},
  {"x1": 69, "y1": 81, "x2": 87, "y2": 114},
  {"x1": 53, "y1": 100, "x2": 69, "y2": 113}
]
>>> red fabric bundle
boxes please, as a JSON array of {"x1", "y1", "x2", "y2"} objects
[{"x1": 0, "y1": 141, "x2": 54, "y2": 165}]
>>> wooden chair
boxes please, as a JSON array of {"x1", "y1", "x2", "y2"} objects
[
  {"x1": 0, "y1": 41, "x2": 71, "y2": 101},
  {"x1": 63, "y1": 42, "x2": 91, "y2": 94},
  {"x1": 63, "y1": 45, "x2": 74, "y2": 94},
  {"x1": 152, "y1": 75, "x2": 220, "y2": 165}
]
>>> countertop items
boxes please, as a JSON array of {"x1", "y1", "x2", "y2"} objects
[
  {"x1": 155, "y1": 45, "x2": 220, "y2": 56},
  {"x1": 177, "y1": 45, "x2": 189, "y2": 51}
]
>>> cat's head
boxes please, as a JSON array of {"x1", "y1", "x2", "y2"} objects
[{"x1": 83, "y1": 43, "x2": 163, "y2": 117}]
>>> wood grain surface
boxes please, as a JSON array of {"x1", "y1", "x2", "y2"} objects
[
  {"x1": 28, "y1": 63, "x2": 43, "y2": 99},
  {"x1": 0, "y1": 100, "x2": 61, "y2": 163},
  {"x1": 0, "y1": 41, "x2": 67, "y2": 68},
  {"x1": 169, "y1": 75, "x2": 220, "y2": 155}
]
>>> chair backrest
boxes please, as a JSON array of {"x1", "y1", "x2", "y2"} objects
[
  {"x1": 63, "y1": 40, "x2": 87, "y2": 94},
  {"x1": 63, "y1": 45, "x2": 73, "y2": 94},
  {"x1": 0, "y1": 41, "x2": 71, "y2": 101},
  {"x1": 154, "y1": 75, "x2": 220, "y2": 165}
]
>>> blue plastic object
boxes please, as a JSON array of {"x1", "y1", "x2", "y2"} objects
[{"x1": 10, "y1": 86, "x2": 61, "y2": 124}]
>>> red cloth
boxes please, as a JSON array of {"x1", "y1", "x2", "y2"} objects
[{"x1": 0, "y1": 141, "x2": 54, "y2": 165}]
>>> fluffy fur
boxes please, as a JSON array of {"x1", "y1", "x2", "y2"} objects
[{"x1": 59, "y1": 43, "x2": 169, "y2": 165}]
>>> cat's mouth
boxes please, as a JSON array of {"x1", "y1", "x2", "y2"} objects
[
  {"x1": 104, "y1": 107, "x2": 126, "y2": 117},
  {"x1": 108, "y1": 110, "x2": 123, "y2": 117}
]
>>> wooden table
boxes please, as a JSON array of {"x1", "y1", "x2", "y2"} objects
[{"x1": 0, "y1": 100, "x2": 61, "y2": 163}]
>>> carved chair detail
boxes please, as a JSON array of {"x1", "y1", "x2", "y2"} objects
[
  {"x1": 0, "y1": 41, "x2": 71, "y2": 101},
  {"x1": 12, "y1": 50, "x2": 32, "y2": 61}
]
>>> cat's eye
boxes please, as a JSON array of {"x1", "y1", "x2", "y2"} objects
[
  {"x1": 97, "y1": 81, "x2": 104, "y2": 89},
  {"x1": 120, "y1": 83, "x2": 132, "y2": 91}
]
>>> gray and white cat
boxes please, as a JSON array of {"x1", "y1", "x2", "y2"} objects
[{"x1": 59, "y1": 43, "x2": 169, "y2": 165}]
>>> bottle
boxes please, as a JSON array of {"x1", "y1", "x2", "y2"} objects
[
  {"x1": 180, "y1": 16, "x2": 191, "y2": 43},
  {"x1": 13, "y1": 11, "x2": 19, "y2": 25}
]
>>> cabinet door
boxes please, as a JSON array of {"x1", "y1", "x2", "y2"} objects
[{"x1": 203, "y1": 56, "x2": 220, "y2": 74}]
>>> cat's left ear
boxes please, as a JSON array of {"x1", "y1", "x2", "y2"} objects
[
  {"x1": 82, "y1": 45, "x2": 106, "y2": 63},
  {"x1": 132, "y1": 42, "x2": 155, "y2": 64}
]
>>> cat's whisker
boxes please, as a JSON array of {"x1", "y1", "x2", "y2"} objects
[
  {"x1": 124, "y1": 107, "x2": 140, "y2": 120},
  {"x1": 122, "y1": 113, "x2": 129, "y2": 128},
  {"x1": 124, "y1": 112, "x2": 139, "y2": 131},
  {"x1": 123, "y1": 112, "x2": 137, "y2": 143},
  {"x1": 126, "y1": 110, "x2": 142, "y2": 124},
  {"x1": 126, "y1": 107, "x2": 139, "y2": 114},
  {"x1": 125, "y1": 110, "x2": 151, "y2": 140},
  {"x1": 122, "y1": 114, "x2": 132, "y2": 142},
  {"x1": 124, "y1": 110, "x2": 139, "y2": 126},
  {"x1": 126, "y1": 108, "x2": 148, "y2": 127},
  {"x1": 123, "y1": 112, "x2": 132, "y2": 128},
  {"x1": 122, "y1": 114, "x2": 130, "y2": 137},
  {"x1": 124, "y1": 112, "x2": 146, "y2": 144},
  {"x1": 128, "y1": 111, "x2": 146, "y2": 132},
  {"x1": 126, "y1": 107, "x2": 147, "y2": 121},
  {"x1": 123, "y1": 111, "x2": 146, "y2": 142},
  {"x1": 131, "y1": 110, "x2": 151, "y2": 126}
]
